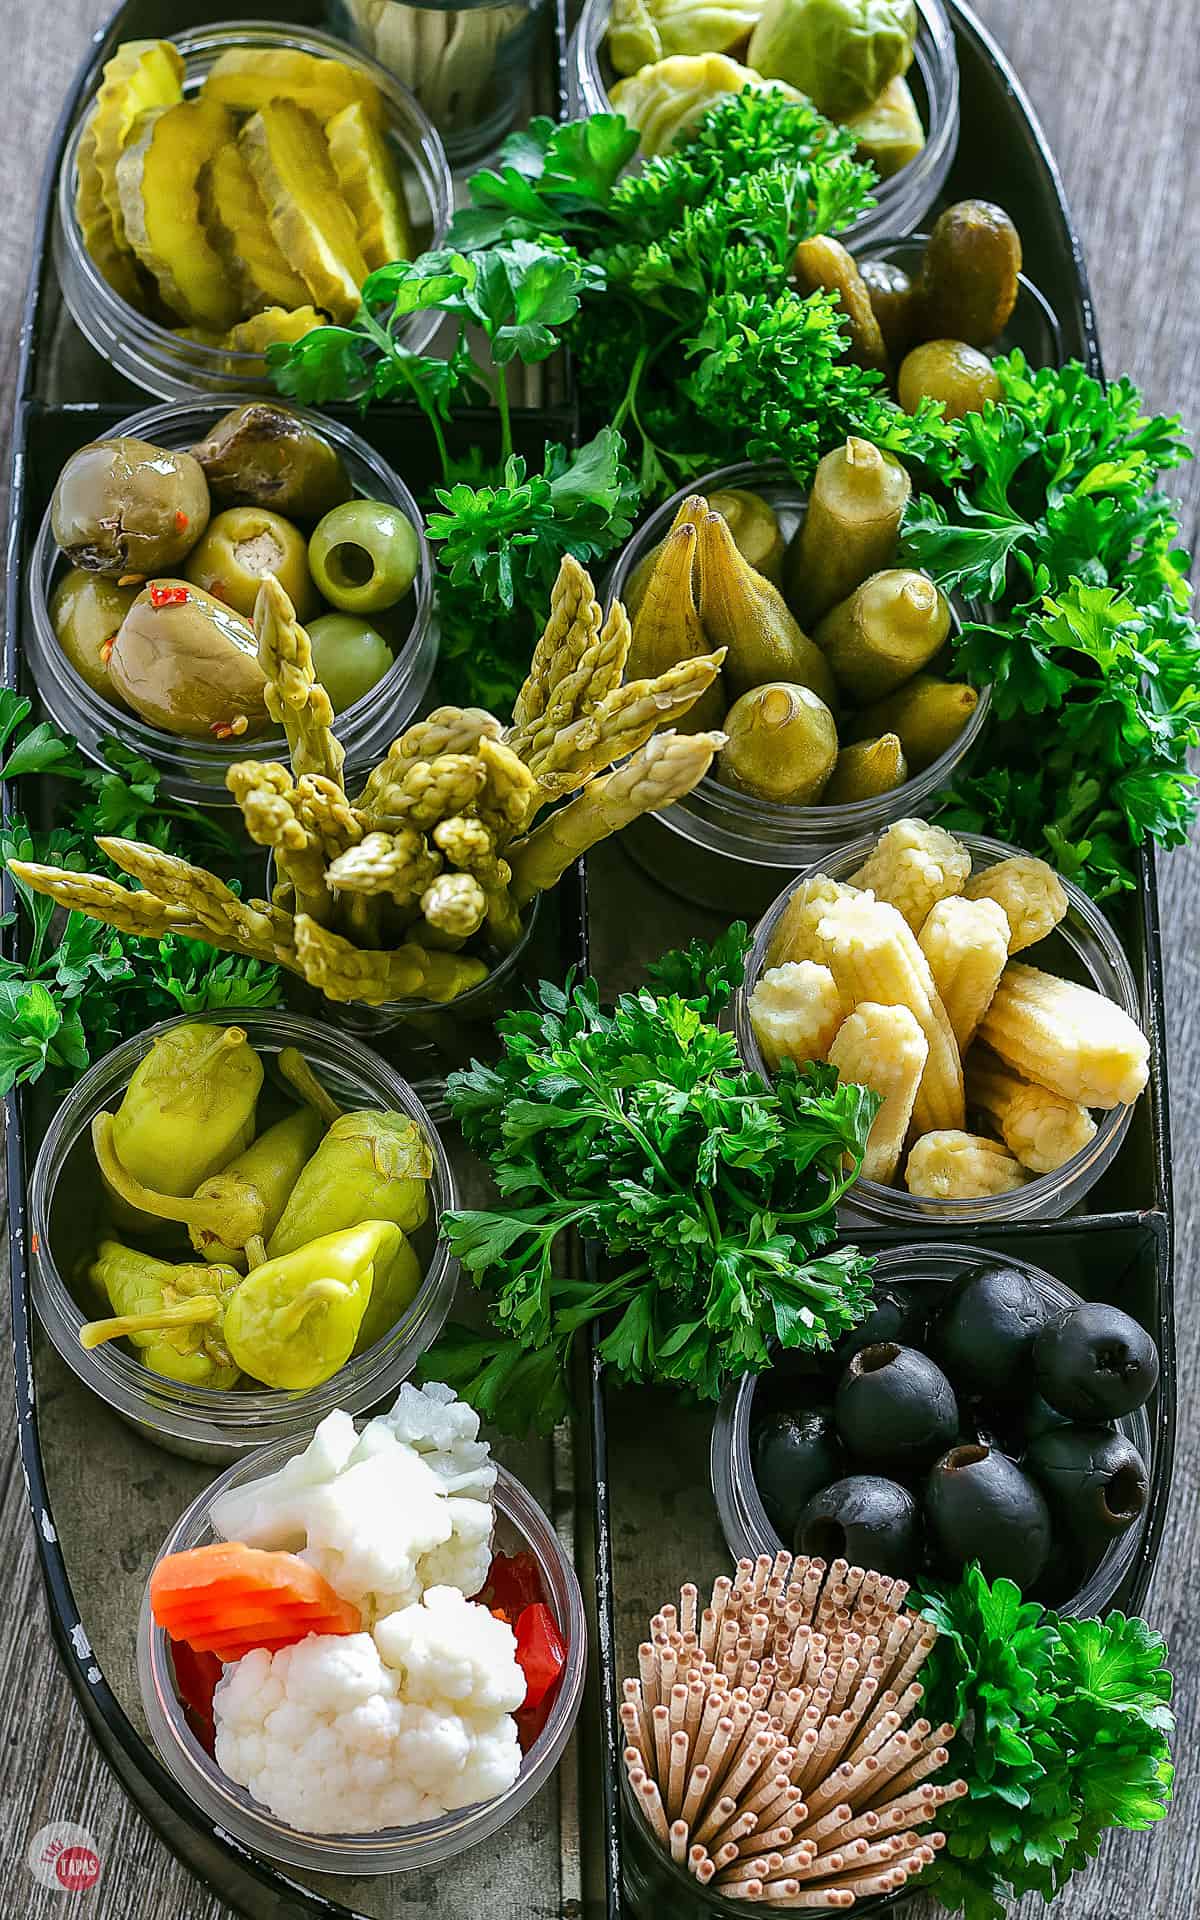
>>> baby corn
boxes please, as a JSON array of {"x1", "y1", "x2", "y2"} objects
[
  {"x1": 966, "y1": 1050, "x2": 1098, "y2": 1174},
  {"x1": 829, "y1": 1002, "x2": 929, "y2": 1185},
  {"x1": 978, "y1": 963, "x2": 1150, "y2": 1110},
  {"x1": 764, "y1": 874, "x2": 856, "y2": 969},
  {"x1": 817, "y1": 892, "x2": 965, "y2": 1135},
  {"x1": 747, "y1": 961, "x2": 847, "y2": 1070},
  {"x1": 849, "y1": 818, "x2": 971, "y2": 934},
  {"x1": 918, "y1": 895, "x2": 1010, "y2": 1051},
  {"x1": 964, "y1": 856, "x2": 1069, "y2": 953},
  {"x1": 905, "y1": 1130, "x2": 1028, "y2": 1200}
]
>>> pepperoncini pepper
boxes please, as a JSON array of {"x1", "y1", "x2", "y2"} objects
[
  {"x1": 101, "y1": 1023, "x2": 264, "y2": 1231},
  {"x1": 91, "y1": 1104, "x2": 324, "y2": 1267},
  {"x1": 354, "y1": 1231, "x2": 422, "y2": 1353},
  {"x1": 82, "y1": 1241, "x2": 243, "y2": 1389},
  {"x1": 224, "y1": 1220, "x2": 403, "y2": 1390},
  {"x1": 268, "y1": 1111, "x2": 433, "y2": 1253}
]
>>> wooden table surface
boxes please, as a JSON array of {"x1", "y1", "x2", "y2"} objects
[{"x1": 1, "y1": 2, "x2": 1196, "y2": 1915}]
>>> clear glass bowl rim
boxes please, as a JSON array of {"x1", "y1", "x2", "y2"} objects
[
  {"x1": 56, "y1": 19, "x2": 453, "y2": 389},
  {"x1": 29, "y1": 1008, "x2": 460, "y2": 1450},
  {"x1": 709, "y1": 1239, "x2": 1156, "y2": 1620},
  {"x1": 138, "y1": 1448, "x2": 587, "y2": 1872},
  {"x1": 733, "y1": 828, "x2": 1145, "y2": 1223},
  {"x1": 27, "y1": 394, "x2": 435, "y2": 787}
]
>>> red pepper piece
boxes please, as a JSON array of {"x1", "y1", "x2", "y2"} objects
[
  {"x1": 477, "y1": 1550, "x2": 543, "y2": 1617},
  {"x1": 174, "y1": 508, "x2": 190, "y2": 532},
  {"x1": 149, "y1": 583, "x2": 189, "y2": 608},
  {"x1": 514, "y1": 1602, "x2": 566, "y2": 1712},
  {"x1": 170, "y1": 1638, "x2": 224, "y2": 1756}
]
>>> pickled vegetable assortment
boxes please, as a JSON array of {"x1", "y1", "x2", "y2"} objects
[
  {"x1": 44, "y1": 407, "x2": 419, "y2": 731},
  {"x1": 750, "y1": 1262, "x2": 1156, "y2": 1601},
  {"x1": 606, "y1": 0, "x2": 929, "y2": 178},
  {"x1": 75, "y1": 1021, "x2": 434, "y2": 1393},
  {"x1": 147, "y1": 1385, "x2": 570, "y2": 1827},
  {"x1": 16, "y1": 558, "x2": 725, "y2": 1010},
  {"x1": 627, "y1": 451, "x2": 977, "y2": 811},
  {"x1": 748, "y1": 819, "x2": 1150, "y2": 1198},
  {"x1": 73, "y1": 36, "x2": 412, "y2": 342}
]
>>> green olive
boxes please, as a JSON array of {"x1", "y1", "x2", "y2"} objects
[
  {"x1": 106, "y1": 581, "x2": 270, "y2": 740},
  {"x1": 51, "y1": 436, "x2": 210, "y2": 578},
  {"x1": 308, "y1": 500, "x2": 421, "y2": 615},
  {"x1": 49, "y1": 569, "x2": 137, "y2": 702},
  {"x1": 184, "y1": 507, "x2": 318, "y2": 620},
  {"x1": 899, "y1": 339, "x2": 1002, "y2": 421},
  {"x1": 307, "y1": 613, "x2": 394, "y2": 714}
]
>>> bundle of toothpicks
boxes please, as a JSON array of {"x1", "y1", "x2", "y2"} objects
[{"x1": 621, "y1": 1551, "x2": 966, "y2": 1910}]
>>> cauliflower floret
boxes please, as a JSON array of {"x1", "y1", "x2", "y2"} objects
[
  {"x1": 212, "y1": 1611, "x2": 524, "y2": 1835},
  {"x1": 375, "y1": 1586, "x2": 526, "y2": 1719},
  {"x1": 418, "y1": 1495, "x2": 495, "y2": 1599},
  {"x1": 299, "y1": 1445, "x2": 453, "y2": 1618},
  {"x1": 369, "y1": 1380, "x2": 498, "y2": 1500},
  {"x1": 209, "y1": 1408, "x2": 359, "y2": 1549}
]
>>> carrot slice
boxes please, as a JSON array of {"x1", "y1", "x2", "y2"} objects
[{"x1": 151, "y1": 1543, "x2": 360, "y2": 1660}]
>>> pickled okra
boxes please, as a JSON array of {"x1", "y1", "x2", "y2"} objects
[
  {"x1": 846, "y1": 674, "x2": 980, "y2": 771},
  {"x1": 785, "y1": 438, "x2": 912, "y2": 626},
  {"x1": 699, "y1": 513, "x2": 837, "y2": 705},
  {"x1": 822, "y1": 733, "x2": 907, "y2": 804},
  {"x1": 717, "y1": 682, "x2": 838, "y2": 804},
  {"x1": 814, "y1": 569, "x2": 951, "y2": 704}
]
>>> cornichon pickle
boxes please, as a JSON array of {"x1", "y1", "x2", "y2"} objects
[
  {"x1": 899, "y1": 339, "x2": 1002, "y2": 421},
  {"x1": 843, "y1": 74, "x2": 925, "y2": 178},
  {"x1": 793, "y1": 236, "x2": 888, "y2": 372},
  {"x1": 822, "y1": 733, "x2": 908, "y2": 804},
  {"x1": 814, "y1": 569, "x2": 952, "y2": 703},
  {"x1": 847, "y1": 673, "x2": 979, "y2": 771},
  {"x1": 190, "y1": 403, "x2": 353, "y2": 520},
  {"x1": 859, "y1": 257, "x2": 916, "y2": 360},
  {"x1": 717, "y1": 682, "x2": 839, "y2": 805},
  {"x1": 913, "y1": 200, "x2": 1023, "y2": 347},
  {"x1": 50, "y1": 569, "x2": 137, "y2": 700},
  {"x1": 700, "y1": 512, "x2": 838, "y2": 708},
  {"x1": 784, "y1": 438, "x2": 912, "y2": 626}
]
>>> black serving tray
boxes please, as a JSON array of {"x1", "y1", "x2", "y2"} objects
[{"x1": 2, "y1": 4, "x2": 1178, "y2": 1919}]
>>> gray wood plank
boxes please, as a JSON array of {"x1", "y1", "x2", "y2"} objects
[{"x1": 1, "y1": 2, "x2": 1197, "y2": 1917}]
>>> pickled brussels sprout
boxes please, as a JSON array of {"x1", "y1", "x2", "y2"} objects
[
  {"x1": 842, "y1": 73, "x2": 925, "y2": 177},
  {"x1": 106, "y1": 581, "x2": 269, "y2": 740},
  {"x1": 610, "y1": 54, "x2": 805, "y2": 157},
  {"x1": 717, "y1": 682, "x2": 838, "y2": 804},
  {"x1": 914, "y1": 200, "x2": 1023, "y2": 347},
  {"x1": 748, "y1": 0, "x2": 918, "y2": 120},
  {"x1": 184, "y1": 507, "x2": 318, "y2": 620},
  {"x1": 308, "y1": 500, "x2": 421, "y2": 614},
  {"x1": 189, "y1": 404, "x2": 353, "y2": 520},
  {"x1": 49, "y1": 569, "x2": 137, "y2": 701},
  {"x1": 307, "y1": 613, "x2": 394, "y2": 713},
  {"x1": 51, "y1": 437, "x2": 211, "y2": 578},
  {"x1": 608, "y1": 0, "x2": 765, "y2": 74},
  {"x1": 899, "y1": 339, "x2": 1002, "y2": 420}
]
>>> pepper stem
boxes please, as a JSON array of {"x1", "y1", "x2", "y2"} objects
[
  {"x1": 80, "y1": 1297, "x2": 223, "y2": 1349},
  {"x1": 91, "y1": 1112, "x2": 229, "y2": 1235},
  {"x1": 277, "y1": 1048, "x2": 343, "y2": 1126},
  {"x1": 272, "y1": 1278, "x2": 354, "y2": 1337},
  {"x1": 244, "y1": 1234, "x2": 269, "y2": 1273}
]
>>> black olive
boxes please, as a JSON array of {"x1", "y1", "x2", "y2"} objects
[
  {"x1": 1016, "y1": 1393, "x2": 1075, "y2": 1446},
  {"x1": 753, "y1": 1408, "x2": 844, "y2": 1536},
  {"x1": 795, "y1": 1475, "x2": 921, "y2": 1579},
  {"x1": 832, "y1": 1284, "x2": 930, "y2": 1367},
  {"x1": 929, "y1": 1263, "x2": 1056, "y2": 1401},
  {"x1": 924, "y1": 1444, "x2": 1051, "y2": 1585},
  {"x1": 1025, "y1": 1426, "x2": 1148, "y2": 1551},
  {"x1": 1034, "y1": 1303, "x2": 1160, "y2": 1420},
  {"x1": 835, "y1": 1343, "x2": 959, "y2": 1470}
]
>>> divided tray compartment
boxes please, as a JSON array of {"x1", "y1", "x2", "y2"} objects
[{"x1": 2, "y1": 5, "x2": 1178, "y2": 1920}]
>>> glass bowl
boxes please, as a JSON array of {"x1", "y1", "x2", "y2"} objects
[
  {"x1": 605, "y1": 460, "x2": 990, "y2": 915},
  {"x1": 29, "y1": 1009, "x2": 458, "y2": 1463},
  {"x1": 710, "y1": 1242, "x2": 1156, "y2": 1620},
  {"x1": 53, "y1": 21, "x2": 453, "y2": 402},
  {"x1": 734, "y1": 831, "x2": 1145, "y2": 1224},
  {"x1": 567, "y1": 0, "x2": 959, "y2": 252},
  {"x1": 329, "y1": 0, "x2": 549, "y2": 163},
  {"x1": 856, "y1": 233, "x2": 1065, "y2": 368},
  {"x1": 26, "y1": 396, "x2": 437, "y2": 808},
  {"x1": 138, "y1": 1447, "x2": 587, "y2": 1872}
]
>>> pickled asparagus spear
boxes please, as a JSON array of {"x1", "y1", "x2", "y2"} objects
[
  {"x1": 963, "y1": 857, "x2": 1069, "y2": 954},
  {"x1": 325, "y1": 829, "x2": 442, "y2": 909},
  {"x1": 966, "y1": 1050, "x2": 1098, "y2": 1174},
  {"x1": 292, "y1": 914, "x2": 488, "y2": 1006},
  {"x1": 816, "y1": 892, "x2": 965, "y2": 1135},
  {"x1": 918, "y1": 895, "x2": 1010, "y2": 1052},
  {"x1": 227, "y1": 760, "x2": 336, "y2": 924},
  {"x1": 529, "y1": 651, "x2": 725, "y2": 800},
  {"x1": 255, "y1": 573, "x2": 344, "y2": 789},
  {"x1": 905, "y1": 1130, "x2": 1029, "y2": 1200},
  {"x1": 829, "y1": 1002, "x2": 929, "y2": 1186},
  {"x1": 95, "y1": 837, "x2": 293, "y2": 961},
  {"x1": 747, "y1": 961, "x2": 847, "y2": 1070},
  {"x1": 977, "y1": 963, "x2": 1150, "y2": 1110},
  {"x1": 849, "y1": 819, "x2": 971, "y2": 934}
]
